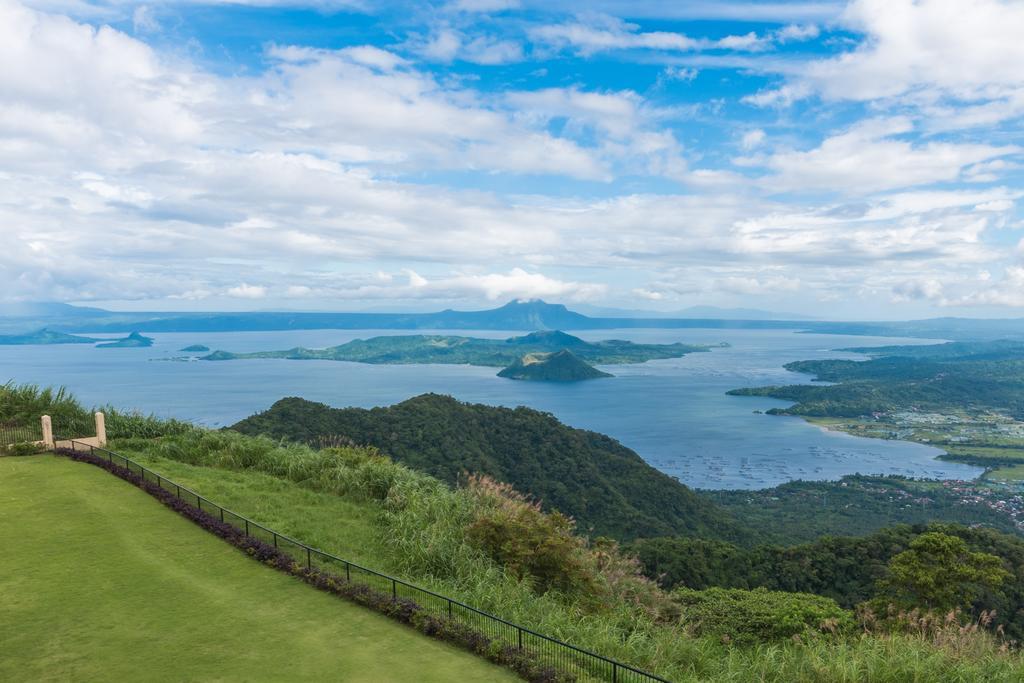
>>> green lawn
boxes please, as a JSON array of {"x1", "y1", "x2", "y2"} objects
[{"x1": 0, "y1": 455, "x2": 518, "y2": 682}]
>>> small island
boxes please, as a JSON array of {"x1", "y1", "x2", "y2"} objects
[
  {"x1": 202, "y1": 329, "x2": 721, "y2": 367},
  {"x1": 0, "y1": 328, "x2": 99, "y2": 345},
  {"x1": 96, "y1": 331, "x2": 154, "y2": 348},
  {"x1": 179, "y1": 344, "x2": 210, "y2": 352},
  {"x1": 497, "y1": 350, "x2": 613, "y2": 381}
]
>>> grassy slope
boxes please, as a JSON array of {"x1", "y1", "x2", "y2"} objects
[
  {"x1": 0, "y1": 455, "x2": 515, "y2": 683},
  {"x1": 231, "y1": 394, "x2": 747, "y2": 542},
  {"x1": 112, "y1": 444, "x2": 1024, "y2": 682}
]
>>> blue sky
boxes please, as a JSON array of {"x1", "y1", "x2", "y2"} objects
[{"x1": 2, "y1": 0, "x2": 1023, "y2": 318}]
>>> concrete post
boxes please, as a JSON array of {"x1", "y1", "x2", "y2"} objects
[
  {"x1": 41, "y1": 415, "x2": 54, "y2": 449},
  {"x1": 95, "y1": 412, "x2": 106, "y2": 447}
]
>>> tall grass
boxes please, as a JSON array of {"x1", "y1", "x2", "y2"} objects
[
  {"x1": 0, "y1": 382, "x2": 192, "y2": 439},
  {"x1": 114, "y1": 429, "x2": 1024, "y2": 682}
]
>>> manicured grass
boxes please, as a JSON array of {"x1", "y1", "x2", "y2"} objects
[{"x1": 0, "y1": 455, "x2": 517, "y2": 682}]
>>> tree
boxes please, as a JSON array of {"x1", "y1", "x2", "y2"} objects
[{"x1": 879, "y1": 532, "x2": 1011, "y2": 613}]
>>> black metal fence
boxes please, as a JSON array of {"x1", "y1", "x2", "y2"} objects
[
  {"x1": 56, "y1": 438, "x2": 670, "y2": 683},
  {"x1": 58, "y1": 415, "x2": 98, "y2": 439},
  {"x1": 1, "y1": 421, "x2": 41, "y2": 447}
]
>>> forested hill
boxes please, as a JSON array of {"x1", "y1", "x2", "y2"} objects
[
  {"x1": 202, "y1": 330, "x2": 712, "y2": 366},
  {"x1": 231, "y1": 394, "x2": 748, "y2": 542},
  {"x1": 728, "y1": 340, "x2": 1024, "y2": 418}
]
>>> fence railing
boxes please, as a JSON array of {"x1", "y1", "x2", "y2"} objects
[
  {"x1": 55, "y1": 438, "x2": 670, "y2": 683},
  {"x1": 1, "y1": 422, "x2": 42, "y2": 447}
]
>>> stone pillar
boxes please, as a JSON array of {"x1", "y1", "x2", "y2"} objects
[
  {"x1": 41, "y1": 415, "x2": 54, "y2": 449},
  {"x1": 95, "y1": 412, "x2": 107, "y2": 447}
]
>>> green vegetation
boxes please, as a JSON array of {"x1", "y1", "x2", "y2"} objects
[
  {"x1": 728, "y1": 340, "x2": 1024, "y2": 418},
  {"x1": 632, "y1": 523, "x2": 1024, "y2": 641},
  {"x1": 0, "y1": 327, "x2": 98, "y2": 345},
  {"x1": 709, "y1": 475, "x2": 1023, "y2": 544},
  {"x1": 0, "y1": 441, "x2": 45, "y2": 456},
  {"x1": 673, "y1": 587, "x2": 852, "y2": 644},
  {"x1": 180, "y1": 344, "x2": 210, "y2": 352},
  {"x1": 231, "y1": 393, "x2": 747, "y2": 542},
  {"x1": 203, "y1": 329, "x2": 716, "y2": 367},
  {"x1": 112, "y1": 430, "x2": 692, "y2": 679},
  {"x1": 877, "y1": 532, "x2": 1010, "y2": 613},
  {"x1": 6, "y1": 382, "x2": 1024, "y2": 680},
  {"x1": 497, "y1": 349, "x2": 614, "y2": 381},
  {"x1": 0, "y1": 382, "x2": 192, "y2": 439},
  {"x1": 96, "y1": 331, "x2": 154, "y2": 348},
  {"x1": 108, "y1": 430, "x2": 1024, "y2": 680},
  {"x1": 0, "y1": 455, "x2": 515, "y2": 683}
]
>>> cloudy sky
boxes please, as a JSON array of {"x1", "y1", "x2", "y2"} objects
[{"x1": 2, "y1": 0, "x2": 1023, "y2": 318}]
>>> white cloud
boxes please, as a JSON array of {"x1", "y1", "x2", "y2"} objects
[
  {"x1": 131, "y1": 5, "x2": 158, "y2": 32},
  {"x1": 2, "y1": 0, "x2": 1023, "y2": 314},
  {"x1": 747, "y1": 0, "x2": 1024, "y2": 127},
  {"x1": 741, "y1": 128, "x2": 766, "y2": 150},
  {"x1": 892, "y1": 278, "x2": 944, "y2": 302},
  {"x1": 419, "y1": 268, "x2": 607, "y2": 301},
  {"x1": 745, "y1": 117, "x2": 1019, "y2": 194},
  {"x1": 530, "y1": 14, "x2": 773, "y2": 56},
  {"x1": 661, "y1": 66, "x2": 698, "y2": 82},
  {"x1": 942, "y1": 267, "x2": 1024, "y2": 307},
  {"x1": 975, "y1": 199, "x2": 1014, "y2": 212},
  {"x1": 227, "y1": 283, "x2": 268, "y2": 299},
  {"x1": 272, "y1": 268, "x2": 606, "y2": 302},
  {"x1": 445, "y1": 0, "x2": 519, "y2": 11},
  {"x1": 632, "y1": 288, "x2": 664, "y2": 300},
  {"x1": 408, "y1": 26, "x2": 523, "y2": 64},
  {"x1": 775, "y1": 24, "x2": 819, "y2": 42}
]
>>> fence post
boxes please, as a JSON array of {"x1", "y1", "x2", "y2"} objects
[
  {"x1": 41, "y1": 415, "x2": 54, "y2": 449},
  {"x1": 94, "y1": 412, "x2": 106, "y2": 447}
]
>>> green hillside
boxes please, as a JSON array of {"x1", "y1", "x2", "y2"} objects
[
  {"x1": 96, "y1": 331, "x2": 154, "y2": 348},
  {"x1": 0, "y1": 328, "x2": 98, "y2": 345},
  {"x1": 727, "y1": 340, "x2": 1024, "y2": 418},
  {"x1": 231, "y1": 394, "x2": 746, "y2": 542},
  {"x1": 203, "y1": 329, "x2": 714, "y2": 366},
  {"x1": 108, "y1": 430, "x2": 1024, "y2": 682},
  {"x1": 0, "y1": 455, "x2": 514, "y2": 683},
  {"x1": 497, "y1": 350, "x2": 613, "y2": 381}
]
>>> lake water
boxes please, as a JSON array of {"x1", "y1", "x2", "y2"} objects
[{"x1": 0, "y1": 327, "x2": 982, "y2": 489}]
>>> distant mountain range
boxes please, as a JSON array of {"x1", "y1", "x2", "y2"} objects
[
  {"x1": 574, "y1": 304, "x2": 816, "y2": 320},
  {"x1": 1, "y1": 299, "x2": 1023, "y2": 341}
]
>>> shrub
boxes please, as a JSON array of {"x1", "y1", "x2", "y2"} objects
[
  {"x1": 674, "y1": 587, "x2": 853, "y2": 644},
  {"x1": 1, "y1": 442, "x2": 44, "y2": 457},
  {"x1": 465, "y1": 475, "x2": 593, "y2": 595}
]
